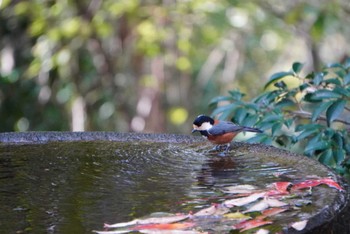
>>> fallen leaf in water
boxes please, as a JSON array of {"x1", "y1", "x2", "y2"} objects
[
  {"x1": 104, "y1": 213, "x2": 190, "y2": 228},
  {"x1": 243, "y1": 200, "x2": 269, "y2": 213},
  {"x1": 140, "y1": 230, "x2": 208, "y2": 234},
  {"x1": 265, "y1": 197, "x2": 288, "y2": 207},
  {"x1": 292, "y1": 178, "x2": 343, "y2": 191},
  {"x1": 255, "y1": 229, "x2": 270, "y2": 234},
  {"x1": 232, "y1": 219, "x2": 273, "y2": 232},
  {"x1": 257, "y1": 207, "x2": 288, "y2": 219},
  {"x1": 193, "y1": 203, "x2": 229, "y2": 216},
  {"x1": 93, "y1": 230, "x2": 129, "y2": 234},
  {"x1": 224, "y1": 192, "x2": 266, "y2": 207},
  {"x1": 224, "y1": 212, "x2": 251, "y2": 220},
  {"x1": 221, "y1": 184, "x2": 258, "y2": 194},
  {"x1": 132, "y1": 222, "x2": 195, "y2": 230},
  {"x1": 291, "y1": 220, "x2": 308, "y2": 231},
  {"x1": 318, "y1": 178, "x2": 344, "y2": 191},
  {"x1": 272, "y1": 182, "x2": 293, "y2": 193}
]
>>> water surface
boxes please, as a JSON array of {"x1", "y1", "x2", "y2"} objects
[{"x1": 0, "y1": 141, "x2": 338, "y2": 233}]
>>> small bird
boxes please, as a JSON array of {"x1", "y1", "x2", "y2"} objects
[{"x1": 192, "y1": 115, "x2": 262, "y2": 153}]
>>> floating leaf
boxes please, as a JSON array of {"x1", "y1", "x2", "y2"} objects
[
  {"x1": 291, "y1": 220, "x2": 308, "y2": 231},
  {"x1": 259, "y1": 207, "x2": 288, "y2": 219},
  {"x1": 193, "y1": 203, "x2": 229, "y2": 216},
  {"x1": 133, "y1": 222, "x2": 195, "y2": 230},
  {"x1": 265, "y1": 198, "x2": 288, "y2": 207},
  {"x1": 272, "y1": 182, "x2": 293, "y2": 194},
  {"x1": 224, "y1": 212, "x2": 251, "y2": 220},
  {"x1": 292, "y1": 178, "x2": 343, "y2": 191},
  {"x1": 233, "y1": 219, "x2": 273, "y2": 232},
  {"x1": 224, "y1": 192, "x2": 266, "y2": 207},
  {"x1": 104, "y1": 214, "x2": 189, "y2": 228},
  {"x1": 243, "y1": 200, "x2": 269, "y2": 213},
  {"x1": 221, "y1": 184, "x2": 257, "y2": 194}
]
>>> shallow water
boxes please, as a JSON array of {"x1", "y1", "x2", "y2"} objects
[{"x1": 0, "y1": 141, "x2": 337, "y2": 233}]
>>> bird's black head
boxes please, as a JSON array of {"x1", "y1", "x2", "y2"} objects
[{"x1": 192, "y1": 115, "x2": 214, "y2": 133}]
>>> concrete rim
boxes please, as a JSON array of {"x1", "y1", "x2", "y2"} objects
[{"x1": 0, "y1": 131, "x2": 348, "y2": 233}]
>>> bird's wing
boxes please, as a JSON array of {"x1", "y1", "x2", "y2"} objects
[{"x1": 208, "y1": 121, "x2": 244, "y2": 135}]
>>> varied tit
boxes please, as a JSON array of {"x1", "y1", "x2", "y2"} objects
[{"x1": 192, "y1": 115, "x2": 262, "y2": 153}]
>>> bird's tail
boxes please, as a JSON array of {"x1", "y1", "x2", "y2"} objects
[{"x1": 242, "y1": 126, "x2": 262, "y2": 133}]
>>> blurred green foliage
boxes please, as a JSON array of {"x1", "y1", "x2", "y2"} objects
[
  {"x1": 1, "y1": 0, "x2": 350, "y2": 132},
  {"x1": 210, "y1": 60, "x2": 350, "y2": 178}
]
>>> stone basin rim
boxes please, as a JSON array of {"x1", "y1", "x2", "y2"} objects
[
  {"x1": 0, "y1": 131, "x2": 205, "y2": 144},
  {"x1": 0, "y1": 131, "x2": 349, "y2": 234}
]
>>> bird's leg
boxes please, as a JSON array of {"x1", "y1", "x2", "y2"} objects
[
  {"x1": 208, "y1": 145, "x2": 219, "y2": 152},
  {"x1": 224, "y1": 143, "x2": 231, "y2": 153}
]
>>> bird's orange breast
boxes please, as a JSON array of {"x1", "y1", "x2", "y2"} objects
[{"x1": 207, "y1": 132, "x2": 237, "y2": 144}]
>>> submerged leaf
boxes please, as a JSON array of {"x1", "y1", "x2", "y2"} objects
[
  {"x1": 291, "y1": 220, "x2": 308, "y2": 231},
  {"x1": 292, "y1": 178, "x2": 344, "y2": 191},
  {"x1": 232, "y1": 219, "x2": 273, "y2": 232},
  {"x1": 104, "y1": 214, "x2": 189, "y2": 228},
  {"x1": 133, "y1": 222, "x2": 195, "y2": 230},
  {"x1": 272, "y1": 182, "x2": 293, "y2": 193},
  {"x1": 221, "y1": 185, "x2": 258, "y2": 194},
  {"x1": 258, "y1": 207, "x2": 288, "y2": 219},
  {"x1": 243, "y1": 200, "x2": 269, "y2": 213},
  {"x1": 193, "y1": 203, "x2": 229, "y2": 216},
  {"x1": 224, "y1": 212, "x2": 251, "y2": 220},
  {"x1": 224, "y1": 192, "x2": 266, "y2": 207}
]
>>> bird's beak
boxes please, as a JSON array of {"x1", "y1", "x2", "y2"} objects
[{"x1": 191, "y1": 129, "x2": 198, "y2": 133}]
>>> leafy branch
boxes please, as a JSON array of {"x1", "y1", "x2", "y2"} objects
[{"x1": 210, "y1": 60, "x2": 350, "y2": 178}]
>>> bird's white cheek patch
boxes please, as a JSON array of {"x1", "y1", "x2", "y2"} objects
[{"x1": 197, "y1": 122, "x2": 213, "y2": 131}]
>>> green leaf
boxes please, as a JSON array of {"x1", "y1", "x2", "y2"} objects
[
  {"x1": 296, "y1": 128, "x2": 318, "y2": 141},
  {"x1": 234, "y1": 107, "x2": 248, "y2": 124},
  {"x1": 344, "y1": 73, "x2": 350, "y2": 85},
  {"x1": 324, "y1": 78, "x2": 341, "y2": 85},
  {"x1": 241, "y1": 114, "x2": 259, "y2": 127},
  {"x1": 264, "y1": 71, "x2": 294, "y2": 89},
  {"x1": 311, "y1": 101, "x2": 333, "y2": 122},
  {"x1": 271, "y1": 122, "x2": 282, "y2": 136},
  {"x1": 261, "y1": 114, "x2": 282, "y2": 123},
  {"x1": 309, "y1": 89, "x2": 342, "y2": 101},
  {"x1": 313, "y1": 72, "x2": 324, "y2": 86},
  {"x1": 209, "y1": 96, "x2": 233, "y2": 106},
  {"x1": 333, "y1": 86, "x2": 350, "y2": 97},
  {"x1": 275, "y1": 98, "x2": 295, "y2": 109},
  {"x1": 295, "y1": 123, "x2": 323, "y2": 132},
  {"x1": 318, "y1": 149, "x2": 335, "y2": 167},
  {"x1": 343, "y1": 58, "x2": 350, "y2": 69},
  {"x1": 326, "y1": 99, "x2": 346, "y2": 126},
  {"x1": 246, "y1": 133, "x2": 272, "y2": 144},
  {"x1": 292, "y1": 62, "x2": 304, "y2": 74},
  {"x1": 305, "y1": 140, "x2": 329, "y2": 155},
  {"x1": 333, "y1": 149, "x2": 345, "y2": 165},
  {"x1": 212, "y1": 103, "x2": 237, "y2": 117},
  {"x1": 228, "y1": 90, "x2": 244, "y2": 100}
]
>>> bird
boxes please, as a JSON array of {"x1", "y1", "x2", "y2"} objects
[{"x1": 192, "y1": 115, "x2": 262, "y2": 153}]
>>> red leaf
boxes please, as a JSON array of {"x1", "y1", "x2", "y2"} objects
[
  {"x1": 273, "y1": 182, "x2": 293, "y2": 193},
  {"x1": 292, "y1": 178, "x2": 344, "y2": 191},
  {"x1": 132, "y1": 222, "x2": 195, "y2": 230},
  {"x1": 232, "y1": 219, "x2": 272, "y2": 232},
  {"x1": 318, "y1": 178, "x2": 344, "y2": 191}
]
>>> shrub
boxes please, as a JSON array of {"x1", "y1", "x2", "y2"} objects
[{"x1": 210, "y1": 60, "x2": 350, "y2": 179}]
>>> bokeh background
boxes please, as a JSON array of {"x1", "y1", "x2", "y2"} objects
[{"x1": 1, "y1": 0, "x2": 349, "y2": 133}]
